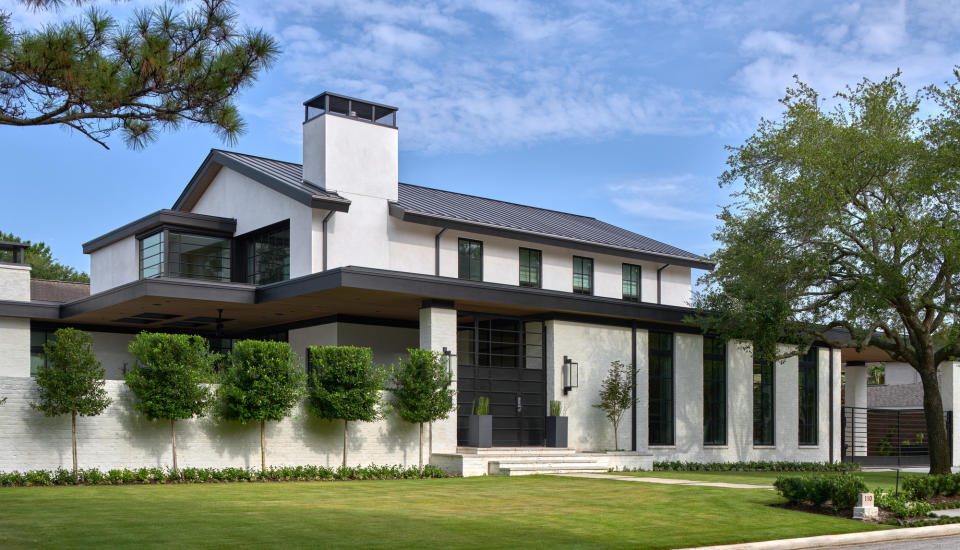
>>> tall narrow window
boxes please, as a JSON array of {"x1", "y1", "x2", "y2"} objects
[
  {"x1": 798, "y1": 347, "x2": 819, "y2": 446},
  {"x1": 238, "y1": 221, "x2": 290, "y2": 285},
  {"x1": 649, "y1": 331, "x2": 674, "y2": 445},
  {"x1": 753, "y1": 358, "x2": 775, "y2": 446},
  {"x1": 573, "y1": 256, "x2": 593, "y2": 295},
  {"x1": 622, "y1": 263, "x2": 641, "y2": 302},
  {"x1": 139, "y1": 231, "x2": 165, "y2": 279},
  {"x1": 30, "y1": 329, "x2": 54, "y2": 377},
  {"x1": 703, "y1": 336, "x2": 726, "y2": 446},
  {"x1": 458, "y1": 238, "x2": 483, "y2": 281},
  {"x1": 519, "y1": 248, "x2": 542, "y2": 288}
]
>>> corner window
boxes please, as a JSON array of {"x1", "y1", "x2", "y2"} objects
[
  {"x1": 622, "y1": 263, "x2": 641, "y2": 302},
  {"x1": 798, "y1": 348, "x2": 819, "y2": 446},
  {"x1": 458, "y1": 238, "x2": 483, "y2": 281},
  {"x1": 238, "y1": 221, "x2": 290, "y2": 285},
  {"x1": 139, "y1": 231, "x2": 165, "y2": 279},
  {"x1": 703, "y1": 336, "x2": 726, "y2": 446},
  {"x1": 519, "y1": 248, "x2": 542, "y2": 288},
  {"x1": 138, "y1": 229, "x2": 231, "y2": 282},
  {"x1": 573, "y1": 256, "x2": 593, "y2": 295},
  {"x1": 753, "y1": 358, "x2": 775, "y2": 446}
]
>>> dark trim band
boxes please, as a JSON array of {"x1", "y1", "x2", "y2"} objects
[{"x1": 83, "y1": 210, "x2": 237, "y2": 254}]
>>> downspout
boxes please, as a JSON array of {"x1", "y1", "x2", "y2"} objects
[
  {"x1": 829, "y1": 347, "x2": 835, "y2": 463},
  {"x1": 434, "y1": 228, "x2": 447, "y2": 276},
  {"x1": 631, "y1": 321, "x2": 637, "y2": 452},
  {"x1": 322, "y1": 210, "x2": 336, "y2": 271},
  {"x1": 656, "y1": 264, "x2": 670, "y2": 305}
]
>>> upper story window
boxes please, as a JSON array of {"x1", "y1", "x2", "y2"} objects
[
  {"x1": 519, "y1": 248, "x2": 542, "y2": 288},
  {"x1": 458, "y1": 238, "x2": 483, "y2": 281},
  {"x1": 138, "y1": 229, "x2": 231, "y2": 282},
  {"x1": 573, "y1": 256, "x2": 593, "y2": 295},
  {"x1": 140, "y1": 231, "x2": 165, "y2": 279},
  {"x1": 622, "y1": 263, "x2": 641, "y2": 302},
  {"x1": 238, "y1": 221, "x2": 290, "y2": 285}
]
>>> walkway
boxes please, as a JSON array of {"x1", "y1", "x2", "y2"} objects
[{"x1": 548, "y1": 472, "x2": 774, "y2": 489}]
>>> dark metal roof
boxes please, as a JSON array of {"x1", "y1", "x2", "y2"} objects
[
  {"x1": 170, "y1": 151, "x2": 711, "y2": 269},
  {"x1": 83, "y1": 209, "x2": 238, "y2": 254},
  {"x1": 172, "y1": 150, "x2": 351, "y2": 213}
]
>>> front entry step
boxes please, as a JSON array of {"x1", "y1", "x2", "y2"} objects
[
  {"x1": 457, "y1": 446, "x2": 577, "y2": 456},
  {"x1": 488, "y1": 460, "x2": 608, "y2": 476}
]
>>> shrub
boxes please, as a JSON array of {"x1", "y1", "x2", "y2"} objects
[
  {"x1": 774, "y1": 474, "x2": 867, "y2": 511},
  {"x1": 874, "y1": 489, "x2": 934, "y2": 519},
  {"x1": 902, "y1": 473, "x2": 960, "y2": 500},
  {"x1": 656, "y1": 461, "x2": 860, "y2": 472}
]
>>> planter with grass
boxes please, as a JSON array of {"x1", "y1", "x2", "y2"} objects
[
  {"x1": 467, "y1": 397, "x2": 492, "y2": 448},
  {"x1": 546, "y1": 400, "x2": 568, "y2": 448}
]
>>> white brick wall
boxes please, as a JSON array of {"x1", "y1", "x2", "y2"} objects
[
  {"x1": 0, "y1": 317, "x2": 29, "y2": 378},
  {"x1": 0, "y1": 263, "x2": 31, "y2": 301}
]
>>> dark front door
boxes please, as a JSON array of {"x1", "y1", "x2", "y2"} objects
[{"x1": 456, "y1": 316, "x2": 546, "y2": 446}]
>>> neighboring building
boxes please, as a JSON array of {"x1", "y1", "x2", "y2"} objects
[{"x1": 0, "y1": 93, "x2": 844, "y2": 475}]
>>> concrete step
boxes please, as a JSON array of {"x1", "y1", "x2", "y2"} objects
[
  {"x1": 489, "y1": 461, "x2": 608, "y2": 476},
  {"x1": 490, "y1": 457, "x2": 602, "y2": 464},
  {"x1": 457, "y1": 446, "x2": 576, "y2": 456}
]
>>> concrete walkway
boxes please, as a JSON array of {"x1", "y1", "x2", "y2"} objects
[{"x1": 548, "y1": 472, "x2": 774, "y2": 489}]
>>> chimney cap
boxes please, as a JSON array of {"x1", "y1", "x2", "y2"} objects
[{"x1": 304, "y1": 92, "x2": 398, "y2": 128}]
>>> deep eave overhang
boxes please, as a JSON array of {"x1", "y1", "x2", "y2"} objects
[
  {"x1": 0, "y1": 299, "x2": 61, "y2": 319},
  {"x1": 60, "y1": 277, "x2": 256, "y2": 319},
  {"x1": 82, "y1": 210, "x2": 238, "y2": 254},
  {"x1": 173, "y1": 150, "x2": 351, "y2": 213},
  {"x1": 388, "y1": 204, "x2": 715, "y2": 270}
]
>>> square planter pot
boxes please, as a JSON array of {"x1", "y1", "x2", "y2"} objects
[
  {"x1": 467, "y1": 414, "x2": 493, "y2": 448},
  {"x1": 546, "y1": 416, "x2": 568, "y2": 448}
]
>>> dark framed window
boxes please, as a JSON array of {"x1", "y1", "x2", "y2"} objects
[
  {"x1": 139, "y1": 231, "x2": 165, "y2": 279},
  {"x1": 168, "y1": 232, "x2": 231, "y2": 282},
  {"x1": 458, "y1": 238, "x2": 483, "y2": 281},
  {"x1": 648, "y1": 331, "x2": 674, "y2": 446},
  {"x1": 622, "y1": 263, "x2": 641, "y2": 302},
  {"x1": 798, "y1": 347, "x2": 819, "y2": 446},
  {"x1": 753, "y1": 358, "x2": 775, "y2": 446},
  {"x1": 519, "y1": 248, "x2": 542, "y2": 288},
  {"x1": 30, "y1": 329, "x2": 55, "y2": 377},
  {"x1": 573, "y1": 256, "x2": 593, "y2": 295},
  {"x1": 703, "y1": 336, "x2": 726, "y2": 446},
  {"x1": 237, "y1": 221, "x2": 290, "y2": 285}
]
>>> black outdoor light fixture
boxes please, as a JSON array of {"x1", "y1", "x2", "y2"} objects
[
  {"x1": 562, "y1": 356, "x2": 579, "y2": 395},
  {"x1": 442, "y1": 347, "x2": 456, "y2": 377}
]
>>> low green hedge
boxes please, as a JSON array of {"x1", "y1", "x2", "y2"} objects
[
  {"x1": 0, "y1": 464, "x2": 447, "y2": 486},
  {"x1": 773, "y1": 473, "x2": 867, "y2": 511},
  {"x1": 901, "y1": 473, "x2": 960, "y2": 500},
  {"x1": 654, "y1": 461, "x2": 860, "y2": 473},
  {"x1": 874, "y1": 489, "x2": 933, "y2": 519}
]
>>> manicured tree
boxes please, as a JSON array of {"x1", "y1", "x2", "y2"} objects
[
  {"x1": 125, "y1": 332, "x2": 219, "y2": 473},
  {"x1": 593, "y1": 360, "x2": 637, "y2": 451},
  {"x1": 391, "y1": 349, "x2": 456, "y2": 467},
  {"x1": 218, "y1": 339, "x2": 305, "y2": 472},
  {"x1": 307, "y1": 346, "x2": 388, "y2": 468},
  {"x1": 30, "y1": 327, "x2": 111, "y2": 478}
]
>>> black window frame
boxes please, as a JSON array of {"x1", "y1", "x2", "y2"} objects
[
  {"x1": 648, "y1": 331, "x2": 674, "y2": 446},
  {"x1": 458, "y1": 238, "x2": 483, "y2": 281},
  {"x1": 137, "y1": 225, "x2": 233, "y2": 282},
  {"x1": 798, "y1": 347, "x2": 819, "y2": 446},
  {"x1": 235, "y1": 220, "x2": 291, "y2": 285},
  {"x1": 753, "y1": 357, "x2": 775, "y2": 446},
  {"x1": 573, "y1": 256, "x2": 593, "y2": 295},
  {"x1": 518, "y1": 247, "x2": 542, "y2": 288},
  {"x1": 702, "y1": 336, "x2": 727, "y2": 446},
  {"x1": 622, "y1": 263, "x2": 641, "y2": 302},
  {"x1": 30, "y1": 329, "x2": 55, "y2": 377}
]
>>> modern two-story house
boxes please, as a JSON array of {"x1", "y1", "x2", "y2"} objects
[{"x1": 0, "y1": 93, "x2": 845, "y2": 475}]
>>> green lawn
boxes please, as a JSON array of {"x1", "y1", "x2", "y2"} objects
[
  {"x1": 606, "y1": 470, "x2": 918, "y2": 490},
  {"x1": 0, "y1": 475, "x2": 885, "y2": 549}
]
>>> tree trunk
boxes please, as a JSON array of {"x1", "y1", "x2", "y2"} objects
[
  {"x1": 71, "y1": 410, "x2": 78, "y2": 479},
  {"x1": 343, "y1": 419, "x2": 348, "y2": 469},
  {"x1": 170, "y1": 418, "x2": 178, "y2": 474},
  {"x1": 261, "y1": 420, "x2": 266, "y2": 473},
  {"x1": 419, "y1": 422, "x2": 424, "y2": 468},
  {"x1": 612, "y1": 421, "x2": 619, "y2": 452},
  {"x1": 919, "y1": 364, "x2": 951, "y2": 475},
  {"x1": 429, "y1": 422, "x2": 433, "y2": 459}
]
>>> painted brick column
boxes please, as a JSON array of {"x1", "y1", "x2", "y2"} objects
[
  {"x1": 844, "y1": 365, "x2": 869, "y2": 457},
  {"x1": 419, "y1": 300, "x2": 458, "y2": 456},
  {"x1": 634, "y1": 329, "x2": 649, "y2": 454},
  {"x1": 0, "y1": 263, "x2": 31, "y2": 378}
]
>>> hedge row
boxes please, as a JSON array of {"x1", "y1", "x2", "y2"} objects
[
  {"x1": 773, "y1": 473, "x2": 868, "y2": 511},
  {"x1": 654, "y1": 461, "x2": 861, "y2": 473},
  {"x1": 0, "y1": 464, "x2": 447, "y2": 486},
  {"x1": 902, "y1": 473, "x2": 960, "y2": 500}
]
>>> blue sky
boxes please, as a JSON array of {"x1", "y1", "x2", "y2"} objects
[{"x1": 2, "y1": 0, "x2": 959, "y2": 283}]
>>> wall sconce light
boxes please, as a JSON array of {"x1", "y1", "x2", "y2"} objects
[
  {"x1": 442, "y1": 346, "x2": 455, "y2": 377},
  {"x1": 562, "y1": 356, "x2": 578, "y2": 395}
]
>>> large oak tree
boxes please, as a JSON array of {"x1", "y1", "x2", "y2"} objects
[{"x1": 695, "y1": 71, "x2": 960, "y2": 474}]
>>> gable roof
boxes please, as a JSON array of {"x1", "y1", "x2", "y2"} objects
[
  {"x1": 172, "y1": 150, "x2": 712, "y2": 269},
  {"x1": 173, "y1": 150, "x2": 351, "y2": 213}
]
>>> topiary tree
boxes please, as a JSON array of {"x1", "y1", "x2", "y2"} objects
[
  {"x1": 593, "y1": 360, "x2": 637, "y2": 451},
  {"x1": 391, "y1": 348, "x2": 456, "y2": 467},
  {"x1": 217, "y1": 339, "x2": 305, "y2": 472},
  {"x1": 307, "y1": 346, "x2": 388, "y2": 468},
  {"x1": 30, "y1": 327, "x2": 111, "y2": 478},
  {"x1": 125, "y1": 332, "x2": 219, "y2": 472}
]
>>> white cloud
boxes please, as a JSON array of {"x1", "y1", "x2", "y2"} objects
[{"x1": 608, "y1": 174, "x2": 718, "y2": 222}]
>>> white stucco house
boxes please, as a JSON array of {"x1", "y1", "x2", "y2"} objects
[{"x1": 0, "y1": 92, "x2": 851, "y2": 475}]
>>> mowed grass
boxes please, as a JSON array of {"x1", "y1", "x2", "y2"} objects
[
  {"x1": 0, "y1": 475, "x2": 884, "y2": 550},
  {"x1": 606, "y1": 469, "x2": 917, "y2": 490}
]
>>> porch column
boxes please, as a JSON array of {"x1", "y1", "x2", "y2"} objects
[
  {"x1": 939, "y1": 361, "x2": 960, "y2": 471},
  {"x1": 419, "y1": 300, "x2": 458, "y2": 456},
  {"x1": 843, "y1": 364, "x2": 869, "y2": 457}
]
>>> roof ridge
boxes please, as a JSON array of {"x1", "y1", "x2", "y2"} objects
[
  {"x1": 398, "y1": 182, "x2": 599, "y2": 222},
  {"x1": 211, "y1": 149, "x2": 302, "y2": 167}
]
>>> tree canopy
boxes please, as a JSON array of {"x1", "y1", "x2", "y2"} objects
[
  {"x1": 0, "y1": 0, "x2": 278, "y2": 148},
  {"x1": 0, "y1": 231, "x2": 88, "y2": 282},
  {"x1": 694, "y1": 71, "x2": 960, "y2": 474}
]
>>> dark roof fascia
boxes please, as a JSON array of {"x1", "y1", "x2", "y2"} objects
[
  {"x1": 0, "y1": 300, "x2": 61, "y2": 319},
  {"x1": 82, "y1": 210, "x2": 238, "y2": 254},
  {"x1": 303, "y1": 91, "x2": 399, "y2": 112},
  {"x1": 389, "y1": 204, "x2": 715, "y2": 270},
  {"x1": 257, "y1": 266, "x2": 696, "y2": 324},
  {"x1": 173, "y1": 150, "x2": 350, "y2": 213},
  {"x1": 60, "y1": 277, "x2": 256, "y2": 319},
  {"x1": 0, "y1": 241, "x2": 29, "y2": 250}
]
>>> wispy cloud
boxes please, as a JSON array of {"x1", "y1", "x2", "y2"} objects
[{"x1": 607, "y1": 175, "x2": 718, "y2": 222}]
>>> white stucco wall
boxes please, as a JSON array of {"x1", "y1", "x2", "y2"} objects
[
  {"x1": 91, "y1": 332, "x2": 137, "y2": 380},
  {"x1": 303, "y1": 114, "x2": 399, "y2": 201},
  {"x1": 0, "y1": 317, "x2": 29, "y2": 377},
  {"x1": 89, "y1": 236, "x2": 137, "y2": 294}
]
